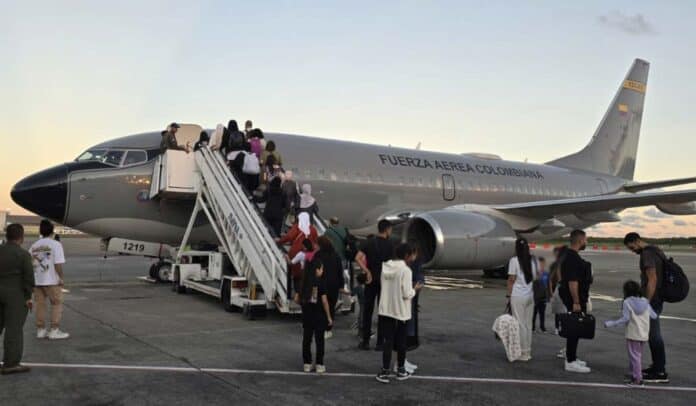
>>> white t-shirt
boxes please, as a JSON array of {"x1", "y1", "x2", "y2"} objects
[
  {"x1": 30, "y1": 237, "x2": 66, "y2": 286},
  {"x1": 508, "y1": 256, "x2": 537, "y2": 298}
]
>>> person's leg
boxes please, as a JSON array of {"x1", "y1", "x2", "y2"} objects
[
  {"x1": 361, "y1": 285, "x2": 377, "y2": 344},
  {"x1": 538, "y1": 301, "x2": 546, "y2": 331},
  {"x1": 649, "y1": 303, "x2": 666, "y2": 373},
  {"x1": 566, "y1": 335, "x2": 579, "y2": 363},
  {"x1": 523, "y1": 296, "x2": 535, "y2": 354},
  {"x1": 627, "y1": 340, "x2": 642, "y2": 382},
  {"x1": 315, "y1": 327, "x2": 325, "y2": 365},
  {"x1": 381, "y1": 317, "x2": 396, "y2": 370},
  {"x1": 510, "y1": 296, "x2": 531, "y2": 356},
  {"x1": 34, "y1": 287, "x2": 47, "y2": 330},
  {"x1": 47, "y1": 286, "x2": 64, "y2": 330},
  {"x1": 302, "y1": 326, "x2": 313, "y2": 365},
  {"x1": 532, "y1": 302, "x2": 539, "y2": 331},
  {"x1": 375, "y1": 286, "x2": 384, "y2": 346},
  {"x1": 395, "y1": 320, "x2": 407, "y2": 369},
  {"x1": 1, "y1": 290, "x2": 29, "y2": 367}
]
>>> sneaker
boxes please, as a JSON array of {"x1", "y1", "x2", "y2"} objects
[
  {"x1": 358, "y1": 341, "x2": 370, "y2": 351},
  {"x1": 324, "y1": 331, "x2": 333, "y2": 340},
  {"x1": 575, "y1": 359, "x2": 587, "y2": 367},
  {"x1": 626, "y1": 379, "x2": 645, "y2": 388},
  {"x1": 556, "y1": 348, "x2": 566, "y2": 359},
  {"x1": 395, "y1": 368, "x2": 411, "y2": 381},
  {"x1": 36, "y1": 328, "x2": 48, "y2": 339},
  {"x1": 303, "y1": 364, "x2": 312, "y2": 373},
  {"x1": 643, "y1": 371, "x2": 669, "y2": 384},
  {"x1": 518, "y1": 355, "x2": 532, "y2": 362},
  {"x1": 376, "y1": 369, "x2": 390, "y2": 384},
  {"x1": 48, "y1": 328, "x2": 70, "y2": 340},
  {"x1": 540, "y1": 327, "x2": 547, "y2": 333},
  {"x1": 316, "y1": 365, "x2": 326, "y2": 374},
  {"x1": 1, "y1": 364, "x2": 31, "y2": 375},
  {"x1": 565, "y1": 360, "x2": 591, "y2": 373},
  {"x1": 404, "y1": 359, "x2": 418, "y2": 372}
]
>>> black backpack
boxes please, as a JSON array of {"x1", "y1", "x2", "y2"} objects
[
  {"x1": 228, "y1": 131, "x2": 244, "y2": 151},
  {"x1": 654, "y1": 249, "x2": 690, "y2": 303}
]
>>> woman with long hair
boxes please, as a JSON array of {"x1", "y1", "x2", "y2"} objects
[{"x1": 506, "y1": 237, "x2": 538, "y2": 361}]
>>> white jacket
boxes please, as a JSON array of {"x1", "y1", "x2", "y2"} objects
[{"x1": 378, "y1": 260, "x2": 416, "y2": 321}]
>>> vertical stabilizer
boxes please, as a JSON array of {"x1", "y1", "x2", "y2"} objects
[{"x1": 547, "y1": 59, "x2": 649, "y2": 180}]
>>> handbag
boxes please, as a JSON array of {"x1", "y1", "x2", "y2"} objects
[{"x1": 558, "y1": 312, "x2": 596, "y2": 339}]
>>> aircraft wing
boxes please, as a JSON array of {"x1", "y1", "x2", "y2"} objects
[
  {"x1": 623, "y1": 176, "x2": 696, "y2": 193},
  {"x1": 493, "y1": 189, "x2": 696, "y2": 218}
]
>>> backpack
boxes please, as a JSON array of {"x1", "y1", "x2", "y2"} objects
[
  {"x1": 652, "y1": 248, "x2": 690, "y2": 303},
  {"x1": 228, "y1": 131, "x2": 244, "y2": 151},
  {"x1": 242, "y1": 152, "x2": 260, "y2": 175}
]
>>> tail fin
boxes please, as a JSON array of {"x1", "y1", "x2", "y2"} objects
[{"x1": 547, "y1": 59, "x2": 649, "y2": 180}]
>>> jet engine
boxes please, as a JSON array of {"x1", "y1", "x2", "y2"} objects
[
  {"x1": 403, "y1": 209, "x2": 517, "y2": 269},
  {"x1": 657, "y1": 202, "x2": 696, "y2": 215}
]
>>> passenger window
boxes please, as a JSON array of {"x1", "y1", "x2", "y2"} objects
[
  {"x1": 123, "y1": 150, "x2": 147, "y2": 166},
  {"x1": 102, "y1": 150, "x2": 125, "y2": 166}
]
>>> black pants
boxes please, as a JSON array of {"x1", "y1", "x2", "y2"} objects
[
  {"x1": 532, "y1": 301, "x2": 546, "y2": 331},
  {"x1": 302, "y1": 326, "x2": 325, "y2": 365},
  {"x1": 562, "y1": 301, "x2": 586, "y2": 363},
  {"x1": 382, "y1": 316, "x2": 407, "y2": 370},
  {"x1": 362, "y1": 283, "x2": 382, "y2": 344},
  {"x1": 649, "y1": 301, "x2": 666, "y2": 373},
  {"x1": 265, "y1": 215, "x2": 283, "y2": 237},
  {"x1": 406, "y1": 293, "x2": 420, "y2": 349}
]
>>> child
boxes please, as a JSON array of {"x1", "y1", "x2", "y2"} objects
[
  {"x1": 532, "y1": 257, "x2": 548, "y2": 332},
  {"x1": 604, "y1": 280, "x2": 657, "y2": 387},
  {"x1": 300, "y1": 258, "x2": 333, "y2": 374},
  {"x1": 352, "y1": 271, "x2": 367, "y2": 337}
]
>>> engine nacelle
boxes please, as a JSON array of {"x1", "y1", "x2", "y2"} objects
[
  {"x1": 657, "y1": 202, "x2": 696, "y2": 215},
  {"x1": 403, "y1": 209, "x2": 516, "y2": 269}
]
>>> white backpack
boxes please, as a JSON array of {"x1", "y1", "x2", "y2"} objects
[{"x1": 242, "y1": 152, "x2": 260, "y2": 175}]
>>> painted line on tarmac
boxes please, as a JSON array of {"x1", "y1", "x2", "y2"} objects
[{"x1": 22, "y1": 362, "x2": 696, "y2": 392}]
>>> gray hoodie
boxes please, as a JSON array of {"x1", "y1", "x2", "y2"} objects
[{"x1": 604, "y1": 296, "x2": 657, "y2": 341}]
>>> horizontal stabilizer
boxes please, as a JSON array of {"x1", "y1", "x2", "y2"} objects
[
  {"x1": 623, "y1": 176, "x2": 696, "y2": 193},
  {"x1": 493, "y1": 189, "x2": 696, "y2": 218}
]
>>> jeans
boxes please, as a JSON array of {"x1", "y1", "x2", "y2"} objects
[
  {"x1": 381, "y1": 316, "x2": 407, "y2": 370},
  {"x1": 302, "y1": 326, "x2": 325, "y2": 365},
  {"x1": 532, "y1": 300, "x2": 546, "y2": 331},
  {"x1": 361, "y1": 283, "x2": 382, "y2": 344},
  {"x1": 649, "y1": 300, "x2": 666, "y2": 373}
]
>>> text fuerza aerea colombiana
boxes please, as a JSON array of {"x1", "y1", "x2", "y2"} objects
[{"x1": 378, "y1": 154, "x2": 544, "y2": 179}]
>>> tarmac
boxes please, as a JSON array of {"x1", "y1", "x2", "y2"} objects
[{"x1": 1, "y1": 238, "x2": 696, "y2": 405}]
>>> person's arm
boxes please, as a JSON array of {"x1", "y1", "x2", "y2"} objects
[
  {"x1": 644, "y1": 268, "x2": 658, "y2": 302},
  {"x1": 277, "y1": 226, "x2": 297, "y2": 244},
  {"x1": 321, "y1": 294, "x2": 333, "y2": 326},
  {"x1": 506, "y1": 258, "x2": 516, "y2": 297},
  {"x1": 54, "y1": 243, "x2": 66, "y2": 286},
  {"x1": 402, "y1": 268, "x2": 416, "y2": 300},
  {"x1": 290, "y1": 251, "x2": 305, "y2": 265},
  {"x1": 604, "y1": 300, "x2": 630, "y2": 328},
  {"x1": 355, "y1": 250, "x2": 372, "y2": 284},
  {"x1": 22, "y1": 252, "x2": 35, "y2": 309},
  {"x1": 649, "y1": 304, "x2": 658, "y2": 319},
  {"x1": 569, "y1": 281, "x2": 581, "y2": 312}
]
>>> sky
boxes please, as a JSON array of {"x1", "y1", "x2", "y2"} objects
[{"x1": 2, "y1": 0, "x2": 696, "y2": 238}]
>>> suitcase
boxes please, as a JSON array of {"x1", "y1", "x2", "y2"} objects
[{"x1": 558, "y1": 312, "x2": 596, "y2": 339}]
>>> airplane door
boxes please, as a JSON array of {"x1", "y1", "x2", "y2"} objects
[{"x1": 442, "y1": 174, "x2": 456, "y2": 201}]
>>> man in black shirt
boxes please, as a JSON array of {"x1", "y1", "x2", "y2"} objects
[
  {"x1": 356, "y1": 220, "x2": 394, "y2": 350},
  {"x1": 624, "y1": 232, "x2": 669, "y2": 383},
  {"x1": 558, "y1": 229, "x2": 592, "y2": 373}
]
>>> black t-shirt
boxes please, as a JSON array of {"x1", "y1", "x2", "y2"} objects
[
  {"x1": 640, "y1": 245, "x2": 664, "y2": 304},
  {"x1": 359, "y1": 236, "x2": 394, "y2": 284},
  {"x1": 559, "y1": 249, "x2": 592, "y2": 308},
  {"x1": 301, "y1": 275, "x2": 328, "y2": 328}
]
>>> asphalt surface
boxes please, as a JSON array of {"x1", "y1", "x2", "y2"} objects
[{"x1": 2, "y1": 238, "x2": 696, "y2": 405}]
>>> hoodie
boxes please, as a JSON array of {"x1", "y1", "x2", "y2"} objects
[
  {"x1": 604, "y1": 296, "x2": 657, "y2": 341},
  {"x1": 378, "y1": 260, "x2": 416, "y2": 321}
]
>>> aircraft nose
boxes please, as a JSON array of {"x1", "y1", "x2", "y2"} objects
[{"x1": 11, "y1": 164, "x2": 68, "y2": 223}]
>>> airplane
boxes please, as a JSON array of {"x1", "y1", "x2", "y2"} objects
[{"x1": 11, "y1": 59, "x2": 696, "y2": 276}]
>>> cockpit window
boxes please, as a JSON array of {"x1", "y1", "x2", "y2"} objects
[
  {"x1": 123, "y1": 150, "x2": 147, "y2": 166},
  {"x1": 76, "y1": 149, "x2": 107, "y2": 162},
  {"x1": 102, "y1": 150, "x2": 125, "y2": 166}
]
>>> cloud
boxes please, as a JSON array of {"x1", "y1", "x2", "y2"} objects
[
  {"x1": 673, "y1": 220, "x2": 688, "y2": 226},
  {"x1": 598, "y1": 11, "x2": 656, "y2": 36},
  {"x1": 643, "y1": 208, "x2": 669, "y2": 219}
]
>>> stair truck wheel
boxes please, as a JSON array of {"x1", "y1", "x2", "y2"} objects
[
  {"x1": 154, "y1": 262, "x2": 172, "y2": 282},
  {"x1": 221, "y1": 280, "x2": 237, "y2": 313}
]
